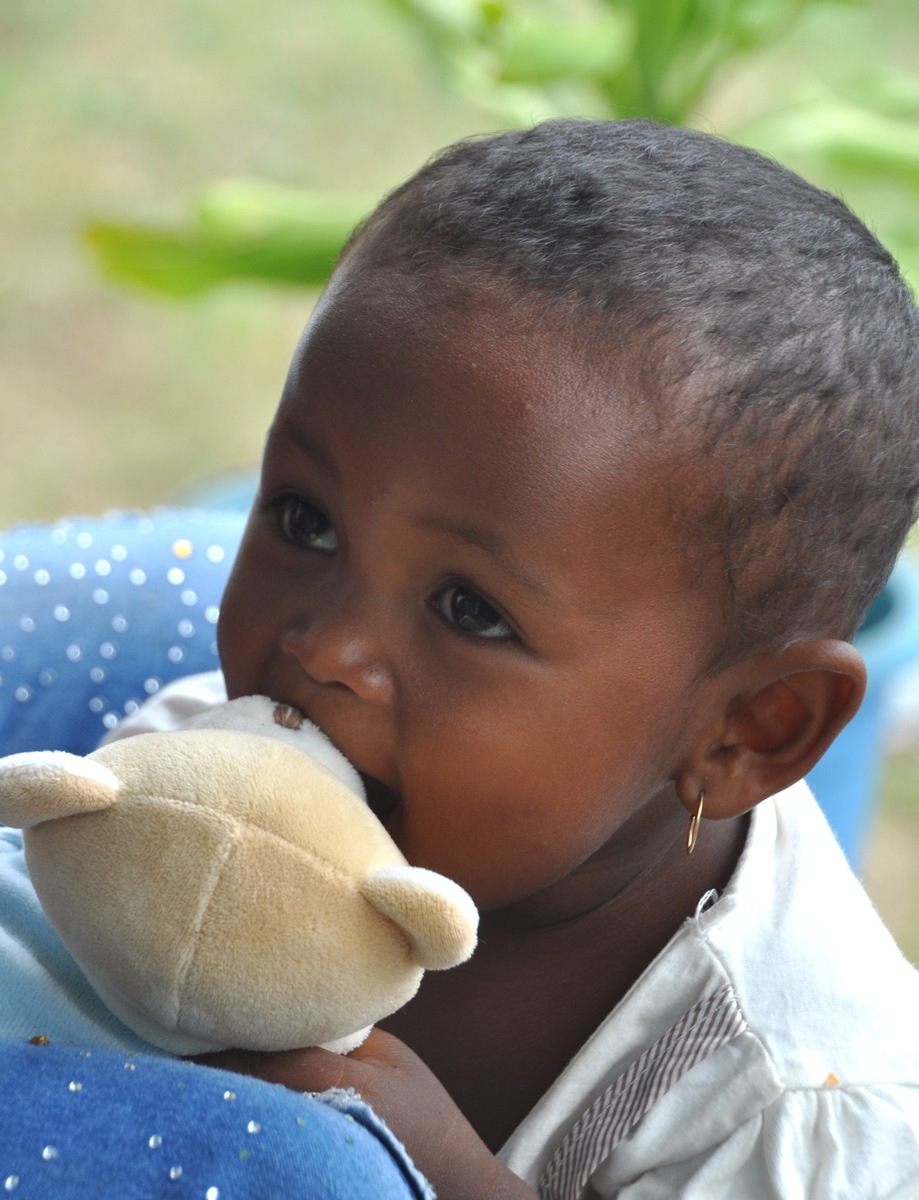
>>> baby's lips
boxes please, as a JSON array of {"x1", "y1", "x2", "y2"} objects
[
  {"x1": 269, "y1": 690, "x2": 399, "y2": 818},
  {"x1": 359, "y1": 772, "x2": 401, "y2": 822}
]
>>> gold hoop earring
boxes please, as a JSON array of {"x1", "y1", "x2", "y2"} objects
[{"x1": 686, "y1": 791, "x2": 704, "y2": 856}]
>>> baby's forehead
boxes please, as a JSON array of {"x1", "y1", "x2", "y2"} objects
[
  {"x1": 289, "y1": 281, "x2": 700, "y2": 550},
  {"x1": 303, "y1": 264, "x2": 666, "y2": 444},
  {"x1": 320, "y1": 252, "x2": 662, "y2": 393}
]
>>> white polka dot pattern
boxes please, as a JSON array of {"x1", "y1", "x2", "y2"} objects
[{"x1": 0, "y1": 510, "x2": 245, "y2": 754}]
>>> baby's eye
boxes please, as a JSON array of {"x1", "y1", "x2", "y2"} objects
[
  {"x1": 432, "y1": 584, "x2": 515, "y2": 640},
  {"x1": 278, "y1": 495, "x2": 338, "y2": 553}
]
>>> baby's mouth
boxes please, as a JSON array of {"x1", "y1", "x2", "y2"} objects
[
  {"x1": 269, "y1": 701, "x2": 400, "y2": 824},
  {"x1": 359, "y1": 772, "x2": 401, "y2": 826}
]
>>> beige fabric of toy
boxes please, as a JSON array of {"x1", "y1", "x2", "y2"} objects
[{"x1": 0, "y1": 696, "x2": 478, "y2": 1056}]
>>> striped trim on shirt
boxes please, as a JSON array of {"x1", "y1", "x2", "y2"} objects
[{"x1": 540, "y1": 982, "x2": 748, "y2": 1200}]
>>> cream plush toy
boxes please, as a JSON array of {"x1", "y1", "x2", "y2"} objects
[{"x1": 0, "y1": 697, "x2": 477, "y2": 1056}]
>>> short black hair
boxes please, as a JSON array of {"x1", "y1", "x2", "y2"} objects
[{"x1": 346, "y1": 118, "x2": 919, "y2": 665}]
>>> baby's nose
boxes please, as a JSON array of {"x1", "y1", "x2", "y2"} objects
[{"x1": 280, "y1": 592, "x2": 393, "y2": 704}]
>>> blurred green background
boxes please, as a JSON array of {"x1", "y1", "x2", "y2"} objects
[{"x1": 2, "y1": 0, "x2": 918, "y2": 955}]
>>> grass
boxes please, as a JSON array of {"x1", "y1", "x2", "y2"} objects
[{"x1": 0, "y1": 0, "x2": 497, "y2": 525}]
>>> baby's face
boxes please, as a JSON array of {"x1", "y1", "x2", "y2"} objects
[{"x1": 218, "y1": 269, "x2": 719, "y2": 914}]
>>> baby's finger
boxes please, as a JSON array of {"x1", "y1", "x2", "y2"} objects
[{"x1": 193, "y1": 1044, "x2": 356, "y2": 1095}]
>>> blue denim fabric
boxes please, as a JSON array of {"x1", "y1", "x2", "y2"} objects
[
  {"x1": 0, "y1": 1038, "x2": 432, "y2": 1199},
  {"x1": 0, "y1": 511, "x2": 245, "y2": 755}
]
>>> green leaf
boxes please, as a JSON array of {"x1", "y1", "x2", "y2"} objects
[
  {"x1": 84, "y1": 184, "x2": 373, "y2": 297},
  {"x1": 498, "y1": 10, "x2": 633, "y2": 86},
  {"x1": 741, "y1": 99, "x2": 919, "y2": 183},
  {"x1": 383, "y1": 0, "x2": 485, "y2": 46},
  {"x1": 599, "y1": 0, "x2": 845, "y2": 125}
]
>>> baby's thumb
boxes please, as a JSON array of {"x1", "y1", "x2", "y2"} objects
[{"x1": 191, "y1": 1043, "x2": 354, "y2": 1095}]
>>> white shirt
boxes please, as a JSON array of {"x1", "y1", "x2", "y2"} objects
[{"x1": 499, "y1": 780, "x2": 919, "y2": 1199}]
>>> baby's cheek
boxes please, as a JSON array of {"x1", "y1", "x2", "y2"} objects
[
  {"x1": 406, "y1": 799, "x2": 590, "y2": 911},
  {"x1": 216, "y1": 596, "x2": 267, "y2": 696}
]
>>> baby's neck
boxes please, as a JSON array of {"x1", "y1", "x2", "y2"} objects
[{"x1": 382, "y1": 810, "x2": 750, "y2": 1151}]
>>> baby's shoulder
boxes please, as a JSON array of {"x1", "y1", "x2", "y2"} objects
[
  {"x1": 503, "y1": 789, "x2": 919, "y2": 1196},
  {"x1": 704, "y1": 783, "x2": 919, "y2": 1084}
]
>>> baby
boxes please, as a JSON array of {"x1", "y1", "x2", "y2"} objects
[
  {"x1": 15, "y1": 118, "x2": 919, "y2": 1197},
  {"x1": 187, "y1": 118, "x2": 919, "y2": 1197}
]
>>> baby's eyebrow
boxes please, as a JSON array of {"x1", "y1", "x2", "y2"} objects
[
  {"x1": 284, "y1": 425, "x2": 340, "y2": 483},
  {"x1": 415, "y1": 514, "x2": 549, "y2": 599}
]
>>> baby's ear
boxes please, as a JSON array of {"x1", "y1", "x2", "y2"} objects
[
  {"x1": 679, "y1": 639, "x2": 865, "y2": 820},
  {"x1": 0, "y1": 751, "x2": 119, "y2": 829}
]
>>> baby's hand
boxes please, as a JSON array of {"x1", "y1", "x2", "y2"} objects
[{"x1": 197, "y1": 1030, "x2": 536, "y2": 1200}]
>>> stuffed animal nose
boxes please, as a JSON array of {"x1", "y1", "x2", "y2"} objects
[{"x1": 273, "y1": 702, "x2": 305, "y2": 730}]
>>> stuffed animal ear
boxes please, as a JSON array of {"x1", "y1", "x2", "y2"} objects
[
  {"x1": 360, "y1": 866, "x2": 478, "y2": 970},
  {"x1": 0, "y1": 751, "x2": 119, "y2": 829}
]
